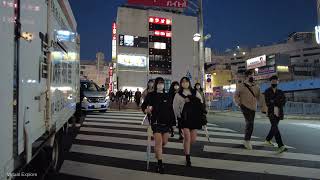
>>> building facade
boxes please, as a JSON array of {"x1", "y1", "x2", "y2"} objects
[
  {"x1": 80, "y1": 52, "x2": 110, "y2": 87},
  {"x1": 113, "y1": 6, "x2": 199, "y2": 92},
  {"x1": 206, "y1": 32, "x2": 320, "y2": 103}
]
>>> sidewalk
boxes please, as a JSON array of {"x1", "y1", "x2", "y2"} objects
[
  {"x1": 209, "y1": 110, "x2": 320, "y2": 121},
  {"x1": 109, "y1": 101, "x2": 141, "y2": 112}
]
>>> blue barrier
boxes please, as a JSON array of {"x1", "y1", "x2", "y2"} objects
[
  {"x1": 209, "y1": 99, "x2": 320, "y2": 115},
  {"x1": 260, "y1": 78, "x2": 320, "y2": 92}
]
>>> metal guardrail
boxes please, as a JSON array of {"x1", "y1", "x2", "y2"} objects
[{"x1": 208, "y1": 99, "x2": 320, "y2": 115}]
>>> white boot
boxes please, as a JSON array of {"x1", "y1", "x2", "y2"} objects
[{"x1": 243, "y1": 140, "x2": 253, "y2": 150}]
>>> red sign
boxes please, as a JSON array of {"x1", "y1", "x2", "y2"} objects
[
  {"x1": 149, "y1": 17, "x2": 172, "y2": 25},
  {"x1": 128, "y1": 0, "x2": 187, "y2": 8},
  {"x1": 154, "y1": 30, "x2": 172, "y2": 37},
  {"x1": 112, "y1": 22, "x2": 116, "y2": 38}
]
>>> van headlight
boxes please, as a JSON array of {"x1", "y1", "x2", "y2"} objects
[{"x1": 83, "y1": 97, "x2": 88, "y2": 103}]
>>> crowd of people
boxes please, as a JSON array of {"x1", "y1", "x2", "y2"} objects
[
  {"x1": 141, "y1": 77, "x2": 207, "y2": 174},
  {"x1": 108, "y1": 70, "x2": 288, "y2": 174}
]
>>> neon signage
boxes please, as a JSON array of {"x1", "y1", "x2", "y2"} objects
[
  {"x1": 112, "y1": 22, "x2": 117, "y2": 60},
  {"x1": 315, "y1": 26, "x2": 320, "y2": 45},
  {"x1": 154, "y1": 30, "x2": 172, "y2": 37},
  {"x1": 149, "y1": 17, "x2": 172, "y2": 25}
]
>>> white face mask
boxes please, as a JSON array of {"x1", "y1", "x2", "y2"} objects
[
  {"x1": 196, "y1": 85, "x2": 201, "y2": 89},
  {"x1": 174, "y1": 85, "x2": 179, "y2": 90},
  {"x1": 157, "y1": 84, "x2": 164, "y2": 91},
  {"x1": 182, "y1": 82, "x2": 189, "y2": 89}
]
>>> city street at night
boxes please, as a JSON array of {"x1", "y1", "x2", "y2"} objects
[
  {"x1": 45, "y1": 110, "x2": 320, "y2": 180},
  {"x1": 1, "y1": 0, "x2": 320, "y2": 180}
]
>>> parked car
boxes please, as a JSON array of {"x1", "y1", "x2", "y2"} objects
[{"x1": 80, "y1": 80, "x2": 110, "y2": 112}]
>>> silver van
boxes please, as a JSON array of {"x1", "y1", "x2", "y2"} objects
[{"x1": 80, "y1": 80, "x2": 110, "y2": 112}]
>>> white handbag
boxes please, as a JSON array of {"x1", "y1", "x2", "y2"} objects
[{"x1": 141, "y1": 114, "x2": 150, "y2": 126}]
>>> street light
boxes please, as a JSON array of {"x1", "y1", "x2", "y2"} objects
[{"x1": 193, "y1": 33, "x2": 201, "y2": 42}]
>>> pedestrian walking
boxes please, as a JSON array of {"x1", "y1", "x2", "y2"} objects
[
  {"x1": 234, "y1": 70, "x2": 262, "y2": 150},
  {"x1": 142, "y1": 79, "x2": 154, "y2": 101},
  {"x1": 129, "y1": 90, "x2": 133, "y2": 102},
  {"x1": 194, "y1": 83, "x2": 208, "y2": 117},
  {"x1": 116, "y1": 89, "x2": 122, "y2": 102},
  {"x1": 134, "y1": 88, "x2": 142, "y2": 107},
  {"x1": 123, "y1": 89, "x2": 129, "y2": 105},
  {"x1": 264, "y1": 75, "x2": 288, "y2": 153},
  {"x1": 168, "y1": 81, "x2": 180, "y2": 138},
  {"x1": 141, "y1": 77, "x2": 176, "y2": 174},
  {"x1": 173, "y1": 77, "x2": 207, "y2": 167}
]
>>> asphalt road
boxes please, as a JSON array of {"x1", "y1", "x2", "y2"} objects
[
  {"x1": 209, "y1": 113, "x2": 320, "y2": 155},
  {"x1": 18, "y1": 111, "x2": 320, "y2": 180}
]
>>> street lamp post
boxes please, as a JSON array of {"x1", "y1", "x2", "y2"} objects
[
  {"x1": 193, "y1": 33, "x2": 201, "y2": 83},
  {"x1": 198, "y1": 0, "x2": 205, "y2": 87}
]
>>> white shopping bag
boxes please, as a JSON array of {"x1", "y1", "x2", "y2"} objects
[
  {"x1": 141, "y1": 114, "x2": 150, "y2": 126},
  {"x1": 203, "y1": 125, "x2": 211, "y2": 142}
]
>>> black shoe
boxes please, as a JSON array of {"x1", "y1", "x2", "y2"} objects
[
  {"x1": 186, "y1": 161, "x2": 192, "y2": 167},
  {"x1": 171, "y1": 132, "x2": 174, "y2": 137},
  {"x1": 157, "y1": 165, "x2": 165, "y2": 174}
]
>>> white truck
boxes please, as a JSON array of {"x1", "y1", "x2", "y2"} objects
[{"x1": 0, "y1": 0, "x2": 80, "y2": 179}]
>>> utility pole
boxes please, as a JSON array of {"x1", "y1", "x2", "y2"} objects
[{"x1": 198, "y1": 0, "x2": 204, "y2": 86}]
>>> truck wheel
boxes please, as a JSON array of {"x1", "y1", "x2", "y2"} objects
[
  {"x1": 46, "y1": 131, "x2": 62, "y2": 173},
  {"x1": 51, "y1": 136, "x2": 60, "y2": 171}
]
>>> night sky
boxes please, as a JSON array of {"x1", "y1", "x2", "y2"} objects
[{"x1": 69, "y1": 0, "x2": 317, "y2": 61}]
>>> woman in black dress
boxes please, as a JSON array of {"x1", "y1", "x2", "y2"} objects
[
  {"x1": 168, "y1": 81, "x2": 183, "y2": 139},
  {"x1": 141, "y1": 77, "x2": 176, "y2": 174},
  {"x1": 173, "y1": 77, "x2": 206, "y2": 167}
]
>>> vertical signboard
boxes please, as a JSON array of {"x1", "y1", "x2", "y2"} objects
[
  {"x1": 112, "y1": 22, "x2": 117, "y2": 61},
  {"x1": 128, "y1": 0, "x2": 188, "y2": 8},
  {"x1": 315, "y1": 26, "x2": 320, "y2": 45},
  {"x1": 109, "y1": 66, "x2": 113, "y2": 92}
]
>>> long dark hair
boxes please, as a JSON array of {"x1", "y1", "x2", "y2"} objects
[
  {"x1": 153, "y1": 77, "x2": 165, "y2": 93},
  {"x1": 168, "y1": 81, "x2": 179, "y2": 96},
  {"x1": 178, "y1": 77, "x2": 193, "y2": 95},
  {"x1": 146, "y1": 79, "x2": 154, "y2": 91},
  {"x1": 194, "y1": 83, "x2": 203, "y2": 92}
]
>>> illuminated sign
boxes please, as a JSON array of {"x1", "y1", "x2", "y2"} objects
[
  {"x1": 154, "y1": 30, "x2": 172, "y2": 37},
  {"x1": 257, "y1": 66, "x2": 276, "y2": 75},
  {"x1": 118, "y1": 54, "x2": 147, "y2": 67},
  {"x1": 128, "y1": 0, "x2": 187, "y2": 8},
  {"x1": 55, "y1": 30, "x2": 76, "y2": 42},
  {"x1": 109, "y1": 66, "x2": 113, "y2": 92},
  {"x1": 254, "y1": 73, "x2": 277, "y2": 80},
  {"x1": 246, "y1": 55, "x2": 267, "y2": 70},
  {"x1": 154, "y1": 42, "x2": 166, "y2": 49},
  {"x1": 149, "y1": 17, "x2": 172, "y2": 25},
  {"x1": 277, "y1": 66, "x2": 289, "y2": 72},
  {"x1": 315, "y1": 26, "x2": 320, "y2": 45},
  {"x1": 112, "y1": 22, "x2": 117, "y2": 60},
  {"x1": 119, "y1": 35, "x2": 148, "y2": 48}
]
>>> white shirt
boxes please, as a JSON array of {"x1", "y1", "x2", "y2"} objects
[{"x1": 173, "y1": 89, "x2": 203, "y2": 119}]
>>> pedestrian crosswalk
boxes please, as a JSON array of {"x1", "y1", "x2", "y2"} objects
[{"x1": 59, "y1": 111, "x2": 320, "y2": 180}]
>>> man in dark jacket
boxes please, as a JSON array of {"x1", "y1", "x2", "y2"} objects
[
  {"x1": 134, "y1": 88, "x2": 142, "y2": 107},
  {"x1": 264, "y1": 75, "x2": 287, "y2": 153}
]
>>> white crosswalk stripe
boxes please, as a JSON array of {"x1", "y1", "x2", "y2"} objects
[{"x1": 59, "y1": 111, "x2": 320, "y2": 179}]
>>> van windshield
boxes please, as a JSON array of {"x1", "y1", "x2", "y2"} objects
[{"x1": 81, "y1": 82, "x2": 100, "y2": 92}]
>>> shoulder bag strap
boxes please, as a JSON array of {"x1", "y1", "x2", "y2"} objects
[{"x1": 243, "y1": 83, "x2": 256, "y2": 98}]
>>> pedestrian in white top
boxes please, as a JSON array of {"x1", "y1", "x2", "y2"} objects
[{"x1": 173, "y1": 77, "x2": 207, "y2": 167}]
